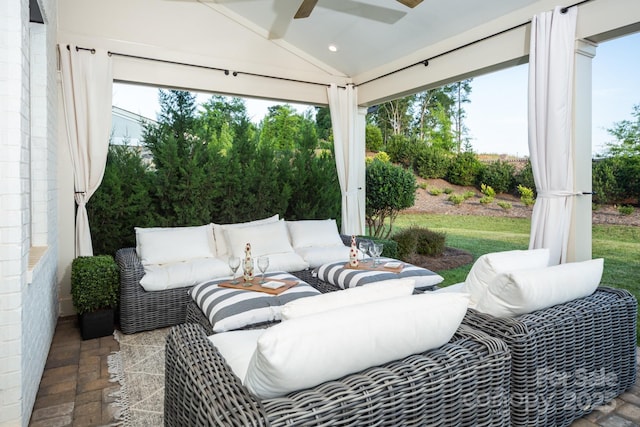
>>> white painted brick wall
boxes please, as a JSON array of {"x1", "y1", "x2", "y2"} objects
[{"x1": 0, "y1": 0, "x2": 59, "y2": 425}]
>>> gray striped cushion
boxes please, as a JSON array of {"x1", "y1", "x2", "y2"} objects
[
  {"x1": 315, "y1": 258, "x2": 444, "y2": 290},
  {"x1": 190, "y1": 272, "x2": 320, "y2": 333}
]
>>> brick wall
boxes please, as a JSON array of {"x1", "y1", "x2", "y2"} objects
[{"x1": 0, "y1": 0, "x2": 59, "y2": 425}]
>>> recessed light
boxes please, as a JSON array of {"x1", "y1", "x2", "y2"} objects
[{"x1": 328, "y1": 44, "x2": 338, "y2": 52}]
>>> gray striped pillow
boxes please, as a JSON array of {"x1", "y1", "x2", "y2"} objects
[
  {"x1": 190, "y1": 272, "x2": 320, "y2": 333},
  {"x1": 315, "y1": 258, "x2": 444, "y2": 290}
]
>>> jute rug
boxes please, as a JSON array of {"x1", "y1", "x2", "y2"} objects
[{"x1": 108, "y1": 327, "x2": 171, "y2": 426}]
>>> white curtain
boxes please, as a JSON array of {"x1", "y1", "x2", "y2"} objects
[
  {"x1": 528, "y1": 7, "x2": 578, "y2": 265},
  {"x1": 327, "y1": 83, "x2": 365, "y2": 235},
  {"x1": 60, "y1": 45, "x2": 113, "y2": 256}
]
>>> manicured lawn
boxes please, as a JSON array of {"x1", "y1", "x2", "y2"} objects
[{"x1": 395, "y1": 213, "x2": 640, "y2": 337}]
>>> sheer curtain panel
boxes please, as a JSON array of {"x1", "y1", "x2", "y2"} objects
[
  {"x1": 60, "y1": 45, "x2": 113, "y2": 256},
  {"x1": 327, "y1": 84, "x2": 365, "y2": 235},
  {"x1": 527, "y1": 6, "x2": 578, "y2": 265}
]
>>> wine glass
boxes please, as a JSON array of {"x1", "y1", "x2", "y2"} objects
[
  {"x1": 228, "y1": 256, "x2": 240, "y2": 284},
  {"x1": 258, "y1": 256, "x2": 270, "y2": 284},
  {"x1": 358, "y1": 240, "x2": 370, "y2": 263},
  {"x1": 372, "y1": 242, "x2": 384, "y2": 266}
]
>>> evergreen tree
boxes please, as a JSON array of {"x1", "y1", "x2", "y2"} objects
[{"x1": 144, "y1": 89, "x2": 216, "y2": 226}]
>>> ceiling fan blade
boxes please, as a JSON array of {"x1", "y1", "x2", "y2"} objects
[
  {"x1": 396, "y1": 0, "x2": 423, "y2": 8},
  {"x1": 294, "y1": 0, "x2": 318, "y2": 19}
]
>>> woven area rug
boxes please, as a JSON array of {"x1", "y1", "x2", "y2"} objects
[{"x1": 108, "y1": 327, "x2": 171, "y2": 426}]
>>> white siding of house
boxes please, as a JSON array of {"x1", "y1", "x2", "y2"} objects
[{"x1": 0, "y1": 0, "x2": 59, "y2": 425}]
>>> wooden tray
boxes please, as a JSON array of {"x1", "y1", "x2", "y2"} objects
[
  {"x1": 343, "y1": 260, "x2": 404, "y2": 273},
  {"x1": 218, "y1": 277, "x2": 299, "y2": 295}
]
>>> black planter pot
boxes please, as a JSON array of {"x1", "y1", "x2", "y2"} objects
[{"x1": 79, "y1": 308, "x2": 115, "y2": 340}]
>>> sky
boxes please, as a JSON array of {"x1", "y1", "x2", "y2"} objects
[{"x1": 112, "y1": 32, "x2": 639, "y2": 157}]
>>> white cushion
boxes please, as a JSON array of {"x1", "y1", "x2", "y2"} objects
[
  {"x1": 286, "y1": 219, "x2": 344, "y2": 249},
  {"x1": 294, "y1": 245, "x2": 350, "y2": 269},
  {"x1": 190, "y1": 272, "x2": 320, "y2": 332},
  {"x1": 281, "y1": 278, "x2": 416, "y2": 320},
  {"x1": 225, "y1": 220, "x2": 294, "y2": 259},
  {"x1": 213, "y1": 215, "x2": 279, "y2": 257},
  {"x1": 255, "y1": 252, "x2": 309, "y2": 273},
  {"x1": 316, "y1": 258, "x2": 444, "y2": 290},
  {"x1": 209, "y1": 329, "x2": 265, "y2": 381},
  {"x1": 465, "y1": 249, "x2": 550, "y2": 305},
  {"x1": 135, "y1": 224, "x2": 216, "y2": 265},
  {"x1": 475, "y1": 258, "x2": 604, "y2": 318},
  {"x1": 139, "y1": 258, "x2": 231, "y2": 291},
  {"x1": 243, "y1": 292, "x2": 469, "y2": 399}
]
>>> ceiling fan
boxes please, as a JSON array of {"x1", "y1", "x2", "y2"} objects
[{"x1": 294, "y1": 0, "x2": 423, "y2": 19}]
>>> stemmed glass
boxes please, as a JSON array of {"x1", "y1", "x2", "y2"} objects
[
  {"x1": 371, "y1": 242, "x2": 384, "y2": 266},
  {"x1": 228, "y1": 256, "x2": 240, "y2": 284},
  {"x1": 258, "y1": 256, "x2": 270, "y2": 284},
  {"x1": 358, "y1": 240, "x2": 371, "y2": 263}
]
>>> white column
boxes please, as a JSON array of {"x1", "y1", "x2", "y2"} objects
[{"x1": 568, "y1": 40, "x2": 597, "y2": 262}]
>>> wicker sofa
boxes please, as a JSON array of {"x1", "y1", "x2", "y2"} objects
[
  {"x1": 164, "y1": 322, "x2": 512, "y2": 427},
  {"x1": 115, "y1": 232, "x2": 360, "y2": 334},
  {"x1": 462, "y1": 286, "x2": 637, "y2": 427}
]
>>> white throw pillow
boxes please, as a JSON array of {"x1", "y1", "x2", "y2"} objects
[
  {"x1": 213, "y1": 215, "x2": 279, "y2": 257},
  {"x1": 225, "y1": 220, "x2": 294, "y2": 259},
  {"x1": 254, "y1": 252, "x2": 309, "y2": 273},
  {"x1": 281, "y1": 278, "x2": 416, "y2": 320},
  {"x1": 139, "y1": 258, "x2": 231, "y2": 291},
  {"x1": 475, "y1": 258, "x2": 604, "y2": 318},
  {"x1": 286, "y1": 219, "x2": 344, "y2": 249},
  {"x1": 209, "y1": 329, "x2": 265, "y2": 381},
  {"x1": 135, "y1": 224, "x2": 216, "y2": 265},
  {"x1": 294, "y1": 245, "x2": 350, "y2": 269},
  {"x1": 243, "y1": 292, "x2": 469, "y2": 399},
  {"x1": 465, "y1": 248, "x2": 550, "y2": 305}
]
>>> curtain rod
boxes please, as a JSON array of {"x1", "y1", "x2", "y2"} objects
[
  {"x1": 356, "y1": 0, "x2": 594, "y2": 88},
  {"x1": 68, "y1": 45, "x2": 336, "y2": 88}
]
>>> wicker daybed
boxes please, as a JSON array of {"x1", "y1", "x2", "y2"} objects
[
  {"x1": 462, "y1": 286, "x2": 637, "y2": 427},
  {"x1": 115, "y1": 247, "x2": 339, "y2": 334},
  {"x1": 164, "y1": 322, "x2": 512, "y2": 427}
]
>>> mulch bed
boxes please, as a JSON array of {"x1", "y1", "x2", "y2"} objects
[{"x1": 405, "y1": 247, "x2": 474, "y2": 272}]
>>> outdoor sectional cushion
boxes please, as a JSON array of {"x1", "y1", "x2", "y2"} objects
[
  {"x1": 316, "y1": 257, "x2": 444, "y2": 290},
  {"x1": 475, "y1": 257, "x2": 604, "y2": 317},
  {"x1": 190, "y1": 272, "x2": 320, "y2": 332},
  {"x1": 294, "y1": 245, "x2": 351, "y2": 269},
  {"x1": 241, "y1": 292, "x2": 470, "y2": 398},
  {"x1": 139, "y1": 257, "x2": 231, "y2": 291},
  {"x1": 208, "y1": 329, "x2": 266, "y2": 381},
  {"x1": 286, "y1": 219, "x2": 344, "y2": 248},
  {"x1": 213, "y1": 214, "x2": 279, "y2": 257},
  {"x1": 464, "y1": 248, "x2": 550, "y2": 305},
  {"x1": 281, "y1": 278, "x2": 416, "y2": 320},
  {"x1": 135, "y1": 224, "x2": 216, "y2": 265}
]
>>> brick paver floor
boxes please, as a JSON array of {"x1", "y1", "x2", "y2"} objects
[{"x1": 29, "y1": 316, "x2": 640, "y2": 426}]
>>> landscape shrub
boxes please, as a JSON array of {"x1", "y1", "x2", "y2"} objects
[
  {"x1": 477, "y1": 160, "x2": 515, "y2": 194},
  {"x1": 428, "y1": 188, "x2": 443, "y2": 196},
  {"x1": 497, "y1": 201, "x2": 512, "y2": 210},
  {"x1": 446, "y1": 151, "x2": 483, "y2": 186},
  {"x1": 463, "y1": 190, "x2": 476, "y2": 200},
  {"x1": 365, "y1": 124, "x2": 384, "y2": 152},
  {"x1": 443, "y1": 188, "x2": 453, "y2": 194},
  {"x1": 392, "y1": 226, "x2": 445, "y2": 260},
  {"x1": 592, "y1": 158, "x2": 620, "y2": 205},
  {"x1": 448, "y1": 194, "x2": 465, "y2": 205},
  {"x1": 385, "y1": 134, "x2": 415, "y2": 167},
  {"x1": 514, "y1": 159, "x2": 536, "y2": 196},
  {"x1": 618, "y1": 205, "x2": 635, "y2": 215},
  {"x1": 373, "y1": 151, "x2": 391, "y2": 163},
  {"x1": 480, "y1": 183, "x2": 496, "y2": 198},
  {"x1": 518, "y1": 185, "x2": 535, "y2": 206},
  {"x1": 413, "y1": 144, "x2": 450, "y2": 179},
  {"x1": 479, "y1": 196, "x2": 493, "y2": 204},
  {"x1": 366, "y1": 159, "x2": 417, "y2": 238}
]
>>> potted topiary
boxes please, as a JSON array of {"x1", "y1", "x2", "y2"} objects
[{"x1": 71, "y1": 255, "x2": 120, "y2": 340}]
